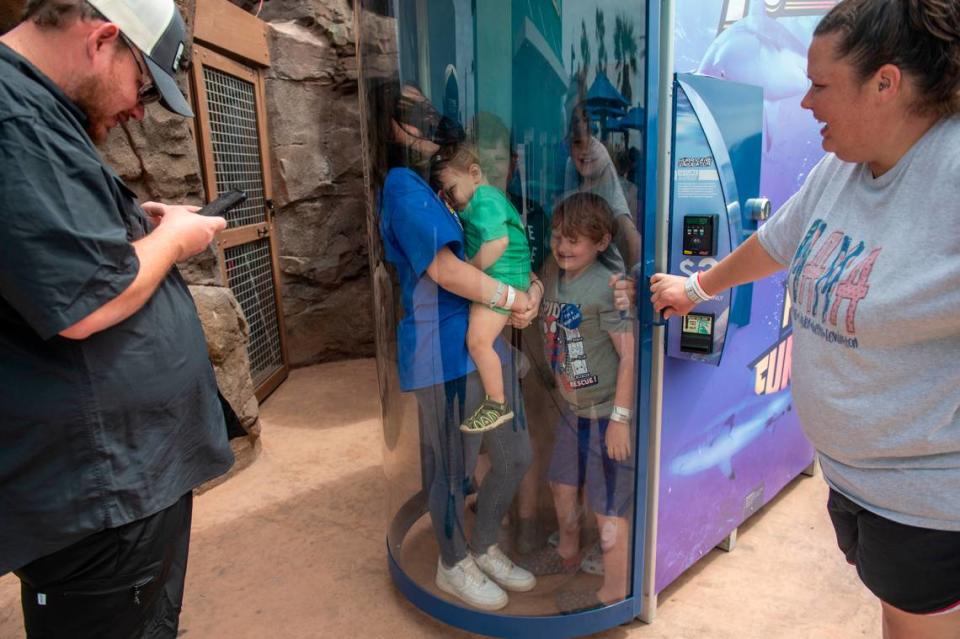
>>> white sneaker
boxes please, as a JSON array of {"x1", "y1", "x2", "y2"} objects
[
  {"x1": 473, "y1": 545, "x2": 537, "y2": 592},
  {"x1": 435, "y1": 556, "x2": 508, "y2": 611}
]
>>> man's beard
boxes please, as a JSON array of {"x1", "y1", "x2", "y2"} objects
[{"x1": 72, "y1": 73, "x2": 118, "y2": 145}]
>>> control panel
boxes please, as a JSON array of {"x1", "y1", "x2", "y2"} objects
[
  {"x1": 666, "y1": 73, "x2": 763, "y2": 365},
  {"x1": 682, "y1": 215, "x2": 718, "y2": 257}
]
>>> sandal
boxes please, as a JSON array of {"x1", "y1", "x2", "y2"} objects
[
  {"x1": 460, "y1": 398, "x2": 513, "y2": 433},
  {"x1": 517, "y1": 546, "x2": 580, "y2": 576},
  {"x1": 556, "y1": 589, "x2": 606, "y2": 615},
  {"x1": 546, "y1": 531, "x2": 604, "y2": 574}
]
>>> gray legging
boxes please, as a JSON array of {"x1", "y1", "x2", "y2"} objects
[{"x1": 415, "y1": 360, "x2": 532, "y2": 568}]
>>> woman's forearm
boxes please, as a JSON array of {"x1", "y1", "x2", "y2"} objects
[
  {"x1": 427, "y1": 247, "x2": 499, "y2": 303},
  {"x1": 699, "y1": 234, "x2": 785, "y2": 297},
  {"x1": 426, "y1": 247, "x2": 534, "y2": 315}
]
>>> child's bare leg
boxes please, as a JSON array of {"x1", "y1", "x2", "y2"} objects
[
  {"x1": 595, "y1": 514, "x2": 629, "y2": 603},
  {"x1": 550, "y1": 482, "x2": 581, "y2": 560},
  {"x1": 467, "y1": 304, "x2": 510, "y2": 402}
]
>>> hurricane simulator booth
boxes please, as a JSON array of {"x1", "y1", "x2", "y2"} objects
[{"x1": 356, "y1": 1, "x2": 834, "y2": 636}]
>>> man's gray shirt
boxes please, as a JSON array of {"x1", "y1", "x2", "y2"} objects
[{"x1": 0, "y1": 44, "x2": 234, "y2": 574}]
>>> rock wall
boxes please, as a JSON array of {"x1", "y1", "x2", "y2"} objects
[
  {"x1": 252, "y1": 0, "x2": 376, "y2": 366},
  {"x1": 191, "y1": 284, "x2": 262, "y2": 489}
]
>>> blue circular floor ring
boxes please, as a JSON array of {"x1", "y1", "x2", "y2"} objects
[
  {"x1": 386, "y1": 492, "x2": 639, "y2": 639},
  {"x1": 386, "y1": 545, "x2": 638, "y2": 638}
]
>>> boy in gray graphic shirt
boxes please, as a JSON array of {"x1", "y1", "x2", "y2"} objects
[{"x1": 526, "y1": 193, "x2": 637, "y2": 613}]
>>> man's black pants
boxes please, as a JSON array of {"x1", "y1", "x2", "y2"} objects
[{"x1": 15, "y1": 492, "x2": 193, "y2": 639}]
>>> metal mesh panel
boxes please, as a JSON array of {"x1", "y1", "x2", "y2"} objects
[
  {"x1": 224, "y1": 239, "x2": 283, "y2": 386},
  {"x1": 203, "y1": 66, "x2": 267, "y2": 228}
]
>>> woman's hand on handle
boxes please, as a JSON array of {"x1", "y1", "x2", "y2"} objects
[
  {"x1": 650, "y1": 235, "x2": 786, "y2": 319},
  {"x1": 650, "y1": 273, "x2": 695, "y2": 319}
]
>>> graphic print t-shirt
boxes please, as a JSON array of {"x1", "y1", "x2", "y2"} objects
[
  {"x1": 757, "y1": 115, "x2": 960, "y2": 530},
  {"x1": 540, "y1": 260, "x2": 633, "y2": 418}
]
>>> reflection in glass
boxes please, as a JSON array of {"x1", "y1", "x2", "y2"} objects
[{"x1": 358, "y1": 0, "x2": 646, "y2": 618}]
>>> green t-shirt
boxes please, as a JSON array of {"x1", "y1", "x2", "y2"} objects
[{"x1": 461, "y1": 185, "x2": 530, "y2": 289}]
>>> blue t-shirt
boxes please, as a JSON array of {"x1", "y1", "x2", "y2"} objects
[{"x1": 380, "y1": 168, "x2": 475, "y2": 391}]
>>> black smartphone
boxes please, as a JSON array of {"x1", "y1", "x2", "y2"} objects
[{"x1": 198, "y1": 189, "x2": 247, "y2": 217}]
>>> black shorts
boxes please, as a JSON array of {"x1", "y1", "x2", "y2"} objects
[
  {"x1": 827, "y1": 488, "x2": 960, "y2": 615},
  {"x1": 16, "y1": 492, "x2": 193, "y2": 639}
]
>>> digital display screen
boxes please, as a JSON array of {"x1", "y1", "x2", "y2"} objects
[{"x1": 682, "y1": 314, "x2": 713, "y2": 335}]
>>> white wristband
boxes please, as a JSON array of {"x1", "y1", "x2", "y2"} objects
[
  {"x1": 489, "y1": 281, "x2": 506, "y2": 308},
  {"x1": 684, "y1": 272, "x2": 714, "y2": 304},
  {"x1": 503, "y1": 285, "x2": 517, "y2": 310},
  {"x1": 611, "y1": 406, "x2": 632, "y2": 423}
]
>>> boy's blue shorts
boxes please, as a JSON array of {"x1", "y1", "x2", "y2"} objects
[{"x1": 547, "y1": 412, "x2": 635, "y2": 517}]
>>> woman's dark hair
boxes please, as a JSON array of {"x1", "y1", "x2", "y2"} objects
[
  {"x1": 815, "y1": 0, "x2": 960, "y2": 115},
  {"x1": 551, "y1": 192, "x2": 616, "y2": 244},
  {"x1": 365, "y1": 78, "x2": 463, "y2": 187}
]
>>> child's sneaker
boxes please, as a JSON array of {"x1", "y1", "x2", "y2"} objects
[
  {"x1": 435, "y1": 556, "x2": 508, "y2": 610},
  {"x1": 460, "y1": 398, "x2": 513, "y2": 433},
  {"x1": 473, "y1": 545, "x2": 536, "y2": 592}
]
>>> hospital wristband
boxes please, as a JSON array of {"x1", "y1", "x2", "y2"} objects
[
  {"x1": 503, "y1": 285, "x2": 517, "y2": 310},
  {"x1": 488, "y1": 281, "x2": 506, "y2": 308},
  {"x1": 684, "y1": 272, "x2": 714, "y2": 304},
  {"x1": 610, "y1": 406, "x2": 632, "y2": 423}
]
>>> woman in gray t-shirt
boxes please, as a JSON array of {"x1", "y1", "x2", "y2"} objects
[{"x1": 650, "y1": 1, "x2": 960, "y2": 636}]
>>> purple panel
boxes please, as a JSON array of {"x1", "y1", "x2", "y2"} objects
[
  {"x1": 656, "y1": 275, "x2": 815, "y2": 592},
  {"x1": 654, "y1": 1, "x2": 837, "y2": 592}
]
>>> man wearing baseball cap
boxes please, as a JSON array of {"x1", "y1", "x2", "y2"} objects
[{"x1": 0, "y1": 1, "x2": 234, "y2": 636}]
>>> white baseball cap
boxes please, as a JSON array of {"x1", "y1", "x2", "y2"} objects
[{"x1": 86, "y1": 0, "x2": 194, "y2": 117}]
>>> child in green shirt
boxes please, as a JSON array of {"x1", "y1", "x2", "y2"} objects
[{"x1": 432, "y1": 143, "x2": 531, "y2": 433}]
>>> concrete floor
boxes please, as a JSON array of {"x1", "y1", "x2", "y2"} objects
[{"x1": 0, "y1": 359, "x2": 881, "y2": 638}]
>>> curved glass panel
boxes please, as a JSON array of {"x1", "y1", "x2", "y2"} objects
[{"x1": 358, "y1": 0, "x2": 647, "y2": 619}]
